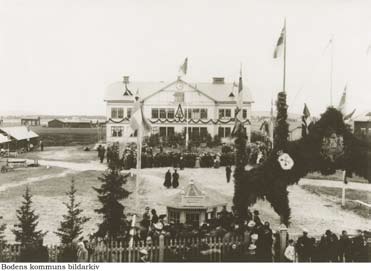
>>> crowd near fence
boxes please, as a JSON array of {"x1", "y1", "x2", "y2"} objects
[{"x1": 0, "y1": 227, "x2": 370, "y2": 262}]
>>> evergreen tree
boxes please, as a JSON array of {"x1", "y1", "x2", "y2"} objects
[
  {"x1": 273, "y1": 91, "x2": 289, "y2": 150},
  {"x1": 55, "y1": 179, "x2": 90, "y2": 245},
  {"x1": 0, "y1": 219, "x2": 6, "y2": 245},
  {"x1": 232, "y1": 121, "x2": 248, "y2": 219},
  {"x1": 94, "y1": 164, "x2": 130, "y2": 239},
  {"x1": 12, "y1": 186, "x2": 46, "y2": 245}
]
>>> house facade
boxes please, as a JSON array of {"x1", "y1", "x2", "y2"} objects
[{"x1": 104, "y1": 76, "x2": 253, "y2": 144}]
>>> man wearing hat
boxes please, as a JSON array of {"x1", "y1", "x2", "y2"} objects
[{"x1": 296, "y1": 228, "x2": 312, "y2": 262}]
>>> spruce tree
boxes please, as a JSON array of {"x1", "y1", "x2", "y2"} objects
[
  {"x1": 55, "y1": 179, "x2": 90, "y2": 245},
  {"x1": 94, "y1": 162, "x2": 130, "y2": 239},
  {"x1": 12, "y1": 186, "x2": 46, "y2": 245},
  {"x1": 232, "y1": 122, "x2": 248, "y2": 219},
  {"x1": 0, "y1": 219, "x2": 6, "y2": 245},
  {"x1": 274, "y1": 91, "x2": 289, "y2": 150}
]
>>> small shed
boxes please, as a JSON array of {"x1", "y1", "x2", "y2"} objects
[
  {"x1": 48, "y1": 119, "x2": 65, "y2": 128},
  {"x1": 165, "y1": 180, "x2": 228, "y2": 226},
  {"x1": 0, "y1": 126, "x2": 39, "y2": 151}
]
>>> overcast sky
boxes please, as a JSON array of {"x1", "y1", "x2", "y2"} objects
[{"x1": 0, "y1": 0, "x2": 370, "y2": 116}]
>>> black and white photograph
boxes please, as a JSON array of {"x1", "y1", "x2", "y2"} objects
[{"x1": 0, "y1": 0, "x2": 370, "y2": 266}]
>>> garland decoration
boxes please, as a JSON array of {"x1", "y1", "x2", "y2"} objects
[{"x1": 106, "y1": 117, "x2": 251, "y2": 125}]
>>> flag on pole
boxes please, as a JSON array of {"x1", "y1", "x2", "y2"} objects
[
  {"x1": 302, "y1": 103, "x2": 311, "y2": 137},
  {"x1": 344, "y1": 108, "x2": 356, "y2": 121},
  {"x1": 130, "y1": 95, "x2": 151, "y2": 136},
  {"x1": 273, "y1": 23, "x2": 286, "y2": 58},
  {"x1": 260, "y1": 120, "x2": 270, "y2": 137},
  {"x1": 337, "y1": 85, "x2": 347, "y2": 114},
  {"x1": 179, "y1": 57, "x2": 188, "y2": 76},
  {"x1": 235, "y1": 66, "x2": 244, "y2": 121}
]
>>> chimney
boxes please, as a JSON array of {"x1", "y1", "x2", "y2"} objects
[
  {"x1": 123, "y1": 76, "x2": 130, "y2": 84},
  {"x1": 212, "y1": 77, "x2": 225, "y2": 84}
]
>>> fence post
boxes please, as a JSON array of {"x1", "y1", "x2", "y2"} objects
[
  {"x1": 279, "y1": 224, "x2": 288, "y2": 262},
  {"x1": 159, "y1": 234, "x2": 165, "y2": 262}
]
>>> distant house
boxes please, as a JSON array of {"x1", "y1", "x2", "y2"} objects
[
  {"x1": 48, "y1": 119, "x2": 66, "y2": 128},
  {"x1": 21, "y1": 117, "x2": 41, "y2": 126},
  {"x1": 48, "y1": 118, "x2": 95, "y2": 128},
  {"x1": 354, "y1": 112, "x2": 371, "y2": 142},
  {"x1": 0, "y1": 126, "x2": 39, "y2": 151}
]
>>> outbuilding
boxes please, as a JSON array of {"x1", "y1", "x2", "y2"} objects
[{"x1": 165, "y1": 180, "x2": 228, "y2": 226}]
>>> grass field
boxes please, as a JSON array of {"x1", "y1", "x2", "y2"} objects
[
  {"x1": 30, "y1": 127, "x2": 105, "y2": 146},
  {"x1": 301, "y1": 185, "x2": 370, "y2": 219},
  {"x1": 19, "y1": 146, "x2": 98, "y2": 163},
  {"x1": 305, "y1": 171, "x2": 369, "y2": 184}
]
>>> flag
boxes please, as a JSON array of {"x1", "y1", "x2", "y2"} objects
[
  {"x1": 302, "y1": 103, "x2": 311, "y2": 137},
  {"x1": 260, "y1": 120, "x2": 270, "y2": 137},
  {"x1": 273, "y1": 23, "x2": 286, "y2": 58},
  {"x1": 338, "y1": 85, "x2": 347, "y2": 114},
  {"x1": 344, "y1": 108, "x2": 356, "y2": 121},
  {"x1": 236, "y1": 67, "x2": 244, "y2": 120},
  {"x1": 179, "y1": 57, "x2": 188, "y2": 76},
  {"x1": 130, "y1": 96, "x2": 151, "y2": 136}
]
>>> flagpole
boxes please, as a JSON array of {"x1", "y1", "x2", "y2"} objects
[
  {"x1": 283, "y1": 18, "x2": 287, "y2": 93},
  {"x1": 330, "y1": 36, "x2": 334, "y2": 106}
]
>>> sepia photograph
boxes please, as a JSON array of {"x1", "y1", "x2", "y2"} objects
[{"x1": 0, "y1": 0, "x2": 370, "y2": 266}]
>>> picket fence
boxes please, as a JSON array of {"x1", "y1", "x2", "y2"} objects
[
  {"x1": 0, "y1": 228, "x2": 369, "y2": 262},
  {"x1": 0, "y1": 234, "x2": 264, "y2": 263}
]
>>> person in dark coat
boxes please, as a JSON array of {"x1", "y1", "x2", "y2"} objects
[
  {"x1": 151, "y1": 209, "x2": 158, "y2": 225},
  {"x1": 338, "y1": 230, "x2": 352, "y2": 262},
  {"x1": 40, "y1": 140, "x2": 44, "y2": 151},
  {"x1": 164, "y1": 169, "x2": 172, "y2": 188},
  {"x1": 179, "y1": 156, "x2": 184, "y2": 170},
  {"x1": 352, "y1": 230, "x2": 367, "y2": 262},
  {"x1": 172, "y1": 169, "x2": 179, "y2": 188},
  {"x1": 98, "y1": 146, "x2": 105, "y2": 163},
  {"x1": 296, "y1": 229, "x2": 313, "y2": 262},
  {"x1": 226, "y1": 165, "x2": 232, "y2": 183},
  {"x1": 106, "y1": 146, "x2": 111, "y2": 164},
  {"x1": 320, "y1": 230, "x2": 339, "y2": 262},
  {"x1": 225, "y1": 243, "x2": 243, "y2": 262},
  {"x1": 252, "y1": 210, "x2": 262, "y2": 227},
  {"x1": 256, "y1": 222, "x2": 273, "y2": 262}
]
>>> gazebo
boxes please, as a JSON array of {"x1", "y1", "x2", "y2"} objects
[{"x1": 165, "y1": 180, "x2": 228, "y2": 226}]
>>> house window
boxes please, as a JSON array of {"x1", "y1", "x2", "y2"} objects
[
  {"x1": 218, "y1": 127, "x2": 231, "y2": 138},
  {"x1": 111, "y1": 108, "x2": 118, "y2": 119},
  {"x1": 200, "y1": 109, "x2": 208, "y2": 119},
  {"x1": 185, "y1": 213, "x2": 199, "y2": 226},
  {"x1": 111, "y1": 126, "x2": 124, "y2": 137},
  {"x1": 159, "y1": 127, "x2": 174, "y2": 137},
  {"x1": 193, "y1": 109, "x2": 200, "y2": 119},
  {"x1": 168, "y1": 209, "x2": 180, "y2": 224},
  {"x1": 167, "y1": 109, "x2": 175, "y2": 119},
  {"x1": 127, "y1": 108, "x2": 132, "y2": 118},
  {"x1": 159, "y1": 127, "x2": 166, "y2": 137},
  {"x1": 118, "y1": 108, "x2": 124, "y2": 119},
  {"x1": 152, "y1": 109, "x2": 159, "y2": 119},
  {"x1": 219, "y1": 108, "x2": 232, "y2": 119},
  {"x1": 160, "y1": 109, "x2": 167, "y2": 119},
  {"x1": 225, "y1": 109, "x2": 231, "y2": 118},
  {"x1": 200, "y1": 127, "x2": 208, "y2": 138}
]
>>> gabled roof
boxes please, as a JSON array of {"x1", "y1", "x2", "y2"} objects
[
  {"x1": 165, "y1": 180, "x2": 228, "y2": 209},
  {"x1": 0, "y1": 126, "x2": 39, "y2": 141},
  {"x1": 104, "y1": 78, "x2": 254, "y2": 103},
  {"x1": 0, "y1": 134, "x2": 10, "y2": 144}
]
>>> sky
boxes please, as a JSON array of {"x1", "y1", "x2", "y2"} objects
[{"x1": 0, "y1": 0, "x2": 370, "y2": 116}]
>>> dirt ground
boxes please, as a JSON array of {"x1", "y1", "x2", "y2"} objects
[{"x1": 0, "y1": 146, "x2": 370, "y2": 244}]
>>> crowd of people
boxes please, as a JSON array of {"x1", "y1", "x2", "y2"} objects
[
  {"x1": 95, "y1": 141, "x2": 272, "y2": 170},
  {"x1": 284, "y1": 229, "x2": 369, "y2": 262}
]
